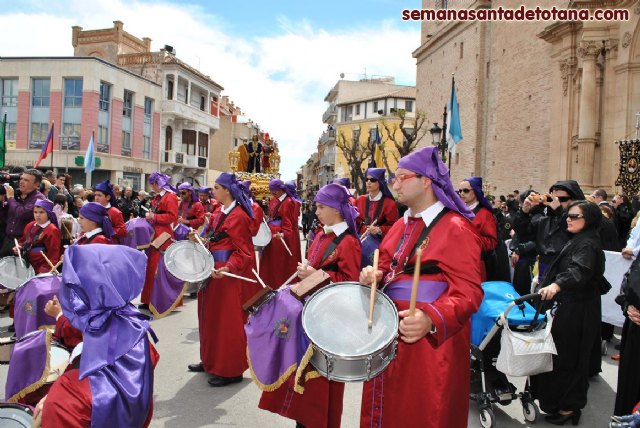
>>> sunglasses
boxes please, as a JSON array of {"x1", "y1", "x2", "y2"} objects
[
  {"x1": 457, "y1": 188, "x2": 472, "y2": 194},
  {"x1": 391, "y1": 173, "x2": 422, "y2": 184},
  {"x1": 567, "y1": 213, "x2": 584, "y2": 220},
  {"x1": 557, "y1": 196, "x2": 572, "y2": 202},
  {"x1": 180, "y1": 191, "x2": 188, "y2": 195},
  {"x1": 365, "y1": 178, "x2": 378, "y2": 183}
]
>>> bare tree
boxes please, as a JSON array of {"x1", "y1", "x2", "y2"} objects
[
  {"x1": 379, "y1": 109, "x2": 429, "y2": 176},
  {"x1": 335, "y1": 131, "x2": 372, "y2": 195}
]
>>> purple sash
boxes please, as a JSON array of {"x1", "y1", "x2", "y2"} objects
[
  {"x1": 173, "y1": 223, "x2": 190, "y2": 241},
  {"x1": 268, "y1": 219, "x2": 282, "y2": 227},
  {"x1": 361, "y1": 234, "x2": 382, "y2": 268},
  {"x1": 211, "y1": 250, "x2": 231, "y2": 263},
  {"x1": 149, "y1": 257, "x2": 186, "y2": 319},
  {"x1": 14, "y1": 275, "x2": 61, "y2": 339},
  {"x1": 245, "y1": 289, "x2": 304, "y2": 390},
  {"x1": 121, "y1": 218, "x2": 154, "y2": 249},
  {"x1": 5, "y1": 329, "x2": 50, "y2": 402},
  {"x1": 384, "y1": 279, "x2": 448, "y2": 303}
]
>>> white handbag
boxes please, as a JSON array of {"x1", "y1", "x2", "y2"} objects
[{"x1": 495, "y1": 310, "x2": 557, "y2": 377}]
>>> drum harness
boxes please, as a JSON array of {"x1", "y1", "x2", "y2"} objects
[
  {"x1": 204, "y1": 206, "x2": 236, "y2": 243},
  {"x1": 386, "y1": 209, "x2": 448, "y2": 285},
  {"x1": 363, "y1": 197, "x2": 386, "y2": 229},
  {"x1": 21, "y1": 224, "x2": 46, "y2": 267},
  {"x1": 308, "y1": 231, "x2": 351, "y2": 273},
  {"x1": 178, "y1": 200, "x2": 196, "y2": 220}
]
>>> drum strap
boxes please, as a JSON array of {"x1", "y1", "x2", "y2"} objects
[
  {"x1": 319, "y1": 232, "x2": 350, "y2": 268},
  {"x1": 390, "y1": 208, "x2": 448, "y2": 273},
  {"x1": 364, "y1": 197, "x2": 385, "y2": 226},
  {"x1": 178, "y1": 200, "x2": 194, "y2": 218},
  {"x1": 85, "y1": 232, "x2": 105, "y2": 244},
  {"x1": 22, "y1": 224, "x2": 46, "y2": 256},
  {"x1": 270, "y1": 199, "x2": 284, "y2": 221},
  {"x1": 205, "y1": 206, "x2": 235, "y2": 242}
]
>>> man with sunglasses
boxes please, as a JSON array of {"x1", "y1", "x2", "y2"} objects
[
  {"x1": 176, "y1": 182, "x2": 206, "y2": 232},
  {"x1": 515, "y1": 180, "x2": 585, "y2": 284},
  {"x1": 355, "y1": 168, "x2": 399, "y2": 268},
  {"x1": 359, "y1": 146, "x2": 483, "y2": 428},
  {"x1": 458, "y1": 177, "x2": 498, "y2": 281}
]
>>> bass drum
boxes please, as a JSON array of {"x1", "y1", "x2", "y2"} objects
[
  {"x1": 302, "y1": 282, "x2": 398, "y2": 382},
  {"x1": 0, "y1": 257, "x2": 35, "y2": 291},
  {"x1": 163, "y1": 240, "x2": 215, "y2": 283}
]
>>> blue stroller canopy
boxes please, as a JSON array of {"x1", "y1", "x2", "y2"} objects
[{"x1": 471, "y1": 281, "x2": 539, "y2": 346}]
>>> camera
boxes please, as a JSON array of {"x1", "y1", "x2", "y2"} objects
[
  {"x1": 0, "y1": 173, "x2": 20, "y2": 183},
  {"x1": 530, "y1": 193, "x2": 553, "y2": 204}
]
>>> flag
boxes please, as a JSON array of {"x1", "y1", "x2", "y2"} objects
[
  {"x1": 84, "y1": 132, "x2": 95, "y2": 174},
  {"x1": 446, "y1": 78, "x2": 463, "y2": 154},
  {"x1": 374, "y1": 126, "x2": 383, "y2": 168},
  {"x1": 34, "y1": 123, "x2": 54, "y2": 168},
  {"x1": 0, "y1": 113, "x2": 6, "y2": 168}
]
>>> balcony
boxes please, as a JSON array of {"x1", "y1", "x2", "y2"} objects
[
  {"x1": 319, "y1": 129, "x2": 336, "y2": 145},
  {"x1": 162, "y1": 99, "x2": 220, "y2": 130},
  {"x1": 322, "y1": 104, "x2": 337, "y2": 124},
  {"x1": 163, "y1": 150, "x2": 186, "y2": 165}
]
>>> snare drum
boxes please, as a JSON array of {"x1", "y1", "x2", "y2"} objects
[
  {"x1": 0, "y1": 403, "x2": 33, "y2": 428},
  {"x1": 252, "y1": 222, "x2": 272, "y2": 248},
  {"x1": 0, "y1": 257, "x2": 35, "y2": 291},
  {"x1": 163, "y1": 240, "x2": 214, "y2": 283},
  {"x1": 301, "y1": 282, "x2": 398, "y2": 382},
  {"x1": 46, "y1": 344, "x2": 70, "y2": 383}
]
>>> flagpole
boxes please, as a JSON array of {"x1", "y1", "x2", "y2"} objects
[{"x1": 51, "y1": 121, "x2": 54, "y2": 170}]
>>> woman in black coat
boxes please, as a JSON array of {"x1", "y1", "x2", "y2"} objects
[{"x1": 531, "y1": 201, "x2": 605, "y2": 425}]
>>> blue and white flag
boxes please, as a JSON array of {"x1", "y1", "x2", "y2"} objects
[
  {"x1": 84, "y1": 132, "x2": 95, "y2": 174},
  {"x1": 446, "y1": 78, "x2": 463, "y2": 154}
]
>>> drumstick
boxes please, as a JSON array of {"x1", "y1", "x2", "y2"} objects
[
  {"x1": 14, "y1": 238, "x2": 25, "y2": 267},
  {"x1": 409, "y1": 248, "x2": 423, "y2": 317},
  {"x1": 368, "y1": 249, "x2": 380, "y2": 329},
  {"x1": 214, "y1": 270, "x2": 257, "y2": 283},
  {"x1": 279, "y1": 235, "x2": 293, "y2": 256},
  {"x1": 191, "y1": 228, "x2": 210, "y2": 254},
  {"x1": 252, "y1": 268, "x2": 268, "y2": 289},
  {"x1": 360, "y1": 219, "x2": 378, "y2": 243},
  {"x1": 40, "y1": 252, "x2": 59, "y2": 274},
  {"x1": 141, "y1": 205, "x2": 149, "y2": 212}
]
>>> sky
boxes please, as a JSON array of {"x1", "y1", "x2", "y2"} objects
[{"x1": 0, "y1": 0, "x2": 421, "y2": 180}]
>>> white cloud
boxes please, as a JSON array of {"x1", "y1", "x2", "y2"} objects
[{"x1": 0, "y1": 0, "x2": 419, "y2": 179}]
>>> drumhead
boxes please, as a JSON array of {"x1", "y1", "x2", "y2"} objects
[
  {"x1": 46, "y1": 345, "x2": 70, "y2": 383},
  {"x1": 252, "y1": 222, "x2": 272, "y2": 247},
  {"x1": 0, "y1": 257, "x2": 35, "y2": 291},
  {"x1": 163, "y1": 241, "x2": 215, "y2": 282},
  {"x1": 302, "y1": 282, "x2": 398, "y2": 358},
  {"x1": 0, "y1": 404, "x2": 33, "y2": 428}
]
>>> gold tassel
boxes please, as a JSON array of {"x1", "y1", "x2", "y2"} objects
[
  {"x1": 292, "y1": 344, "x2": 320, "y2": 394},
  {"x1": 150, "y1": 282, "x2": 189, "y2": 320},
  {"x1": 245, "y1": 347, "x2": 297, "y2": 392}
]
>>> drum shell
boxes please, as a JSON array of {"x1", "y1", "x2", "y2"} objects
[
  {"x1": 301, "y1": 281, "x2": 399, "y2": 382},
  {"x1": 0, "y1": 403, "x2": 33, "y2": 427}
]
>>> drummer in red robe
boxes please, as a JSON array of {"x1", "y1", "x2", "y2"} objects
[
  {"x1": 14, "y1": 199, "x2": 61, "y2": 274},
  {"x1": 34, "y1": 244, "x2": 159, "y2": 428},
  {"x1": 75, "y1": 202, "x2": 114, "y2": 245},
  {"x1": 198, "y1": 186, "x2": 219, "y2": 214},
  {"x1": 259, "y1": 183, "x2": 361, "y2": 428},
  {"x1": 177, "y1": 182, "x2": 205, "y2": 230},
  {"x1": 359, "y1": 146, "x2": 483, "y2": 428},
  {"x1": 238, "y1": 179, "x2": 265, "y2": 306},
  {"x1": 187, "y1": 172, "x2": 255, "y2": 387},
  {"x1": 458, "y1": 176, "x2": 498, "y2": 280},
  {"x1": 355, "y1": 168, "x2": 399, "y2": 267},
  {"x1": 259, "y1": 179, "x2": 302, "y2": 289},
  {"x1": 139, "y1": 172, "x2": 179, "y2": 310},
  {"x1": 94, "y1": 180, "x2": 127, "y2": 243}
]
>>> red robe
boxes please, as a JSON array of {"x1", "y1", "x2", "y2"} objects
[
  {"x1": 360, "y1": 211, "x2": 483, "y2": 428},
  {"x1": 178, "y1": 199, "x2": 205, "y2": 230},
  {"x1": 259, "y1": 228, "x2": 361, "y2": 428},
  {"x1": 199, "y1": 204, "x2": 255, "y2": 377},
  {"x1": 75, "y1": 232, "x2": 112, "y2": 245},
  {"x1": 259, "y1": 196, "x2": 301, "y2": 289},
  {"x1": 106, "y1": 206, "x2": 127, "y2": 243},
  {"x1": 19, "y1": 221, "x2": 61, "y2": 274},
  {"x1": 42, "y1": 342, "x2": 160, "y2": 428},
  {"x1": 471, "y1": 206, "x2": 498, "y2": 280},
  {"x1": 242, "y1": 202, "x2": 266, "y2": 307},
  {"x1": 54, "y1": 315, "x2": 83, "y2": 349},
  {"x1": 141, "y1": 191, "x2": 179, "y2": 304},
  {"x1": 355, "y1": 194, "x2": 399, "y2": 237}
]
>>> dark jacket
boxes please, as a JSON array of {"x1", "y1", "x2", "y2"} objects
[{"x1": 542, "y1": 228, "x2": 604, "y2": 302}]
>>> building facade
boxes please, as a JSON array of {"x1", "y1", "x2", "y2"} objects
[
  {"x1": 72, "y1": 21, "x2": 223, "y2": 187},
  {"x1": 0, "y1": 56, "x2": 162, "y2": 190},
  {"x1": 414, "y1": 0, "x2": 640, "y2": 196}
]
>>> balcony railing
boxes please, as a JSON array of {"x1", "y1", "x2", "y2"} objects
[
  {"x1": 319, "y1": 129, "x2": 336, "y2": 145},
  {"x1": 322, "y1": 104, "x2": 337, "y2": 123},
  {"x1": 162, "y1": 99, "x2": 220, "y2": 130}
]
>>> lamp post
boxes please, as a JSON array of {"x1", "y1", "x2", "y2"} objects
[{"x1": 429, "y1": 106, "x2": 448, "y2": 163}]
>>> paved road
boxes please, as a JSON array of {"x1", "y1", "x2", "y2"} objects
[{"x1": 1, "y1": 294, "x2": 621, "y2": 428}]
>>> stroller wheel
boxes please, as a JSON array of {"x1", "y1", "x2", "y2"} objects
[
  {"x1": 522, "y1": 400, "x2": 539, "y2": 423},
  {"x1": 479, "y1": 407, "x2": 496, "y2": 428},
  {"x1": 601, "y1": 340, "x2": 608, "y2": 356}
]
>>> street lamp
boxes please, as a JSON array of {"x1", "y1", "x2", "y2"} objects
[{"x1": 429, "y1": 107, "x2": 448, "y2": 163}]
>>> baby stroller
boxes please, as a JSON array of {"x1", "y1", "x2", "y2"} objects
[{"x1": 470, "y1": 281, "x2": 546, "y2": 428}]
